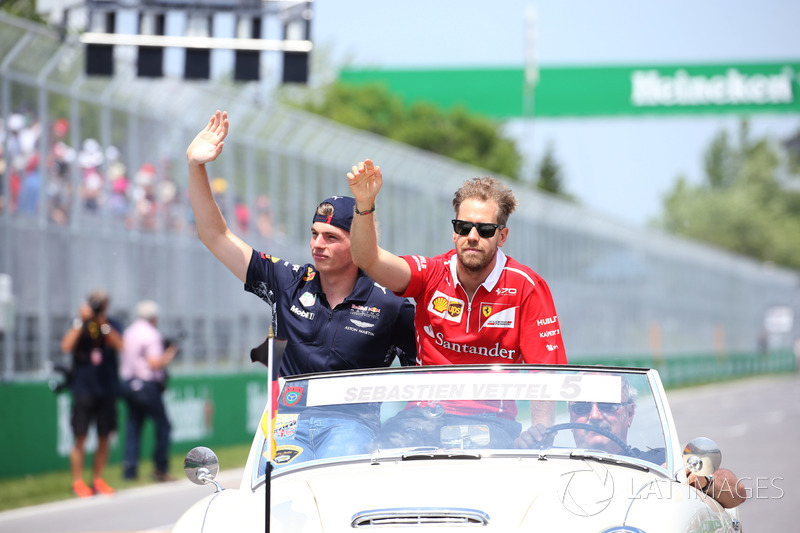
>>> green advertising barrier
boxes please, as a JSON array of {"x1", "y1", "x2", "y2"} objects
[
  {"x1": 0, "y1": 371, "x2": 271, "y2": 479},
  {"x1": 340, "y1": 62, "x2": 800, "y2": 118},
  {"x1": 570, "y1": 349, "x2": 797, "y2": 388},
  {"x1": 0, "y1": 351, "x2": 795, "y2": 479}
]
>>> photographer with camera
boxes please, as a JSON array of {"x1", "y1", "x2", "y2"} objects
[
  {"x1": 60, "y1": 289, "x2": 124, "y2": 498},
  {"x1": 120, "y1": 300, "x2": 177, "y2": 482}
]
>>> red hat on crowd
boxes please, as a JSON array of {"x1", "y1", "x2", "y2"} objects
[{"x1": 53, "y1": 118, "x2": 69, "y2": 138}]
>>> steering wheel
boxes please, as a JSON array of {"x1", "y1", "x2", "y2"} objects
[{"x1": 542, "y1": 422, "x2": 631, "y2": 453}]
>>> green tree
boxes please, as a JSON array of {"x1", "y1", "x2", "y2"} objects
[
  {"x1": 535, "y1": 143, "x2": 574, "y2": 200},
  {"x1": 293, "y1": 82, "x2": 522, "y2": 180},
  {"x1": 1, "y1": 0, "x2": 48, "y2": 23},
  {"x1": 704, "y1": 130, "x2": 737, "y2": 189},
  {"x1": 656, "y1": 121, "x2": 800, "y2": 270}
]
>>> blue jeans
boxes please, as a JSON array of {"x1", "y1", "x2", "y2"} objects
[
  {"x1": 122, "y1": 379, "x2": 171, "y2": 477},
  {"x1": 273, "y1": 415, "x2": 375, "y2": 468}
]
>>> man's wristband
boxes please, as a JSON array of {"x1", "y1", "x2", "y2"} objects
[{"x1": 354, "y1": 204, "x2": 375, "y2": 216}]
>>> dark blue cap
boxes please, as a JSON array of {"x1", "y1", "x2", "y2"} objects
[{"x1": 312, "y1": 196, "x2": 355, "y2": 232}]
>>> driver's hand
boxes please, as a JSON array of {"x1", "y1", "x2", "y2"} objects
[
  {"x1": 514, "y1": 423, "x2": 555, "y2": 449},
  {"x1": 686, "y1": 469, "x2": 711, "y2": 492}
]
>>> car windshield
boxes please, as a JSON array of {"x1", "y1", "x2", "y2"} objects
[{"x1": 255, "y1": 365, "x2": 671, "y2": 481}]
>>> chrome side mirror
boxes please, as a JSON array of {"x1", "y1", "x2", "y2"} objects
[
  {"x1": 682, "y1": 437, "x2": 722, "y2": 476},
  {"x1": 184, "y1": 446, "x2": 223, "y2": 492}
]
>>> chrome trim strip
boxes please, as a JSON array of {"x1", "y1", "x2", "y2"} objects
[{"x1": 352, "y1": 507, "x2": 490, "y2": 527}]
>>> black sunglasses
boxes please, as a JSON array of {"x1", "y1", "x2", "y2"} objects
[
  {"x1": 451, "y1": 219, "x2": 505, "y2": 238},
  {"x1": 569, "y1": 401, "x2": 631, "y2": 416}
]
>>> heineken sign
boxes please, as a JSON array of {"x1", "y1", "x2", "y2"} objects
[
  {"x1": 631, "y1": 67, "x2": 794, "y2": 108},
  {"x1": 339, "y1": 62, "x2": 800, "y2": 118}
]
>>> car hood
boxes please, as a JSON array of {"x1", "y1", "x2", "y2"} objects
[{"x1": 231, "y1": 455, "x2": 731, "y2": 532}]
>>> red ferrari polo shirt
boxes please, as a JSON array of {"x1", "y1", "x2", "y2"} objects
[{"x1": 399, "y1": 249, "x2": 567, "y2": 366}]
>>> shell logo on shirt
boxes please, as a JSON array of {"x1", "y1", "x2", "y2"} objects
[
  {"x1": 427, "y1": 290, "x2": 464, "y2": 323},
  {"x1": 479, "y1": 303, "x2": 517, "y2": 330}
]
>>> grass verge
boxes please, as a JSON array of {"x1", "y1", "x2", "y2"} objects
[{"x1": 0, "y1": 443, "x2": 251, "y2": 512}]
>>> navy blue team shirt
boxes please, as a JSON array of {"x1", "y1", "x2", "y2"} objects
[{"x1": 245, "y1": 250, "x2": 417, "y2": 377}]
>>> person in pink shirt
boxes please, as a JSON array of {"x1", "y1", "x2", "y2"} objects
[{"x1": 120, "y1": 300, "x2": 177, "y2": 481}]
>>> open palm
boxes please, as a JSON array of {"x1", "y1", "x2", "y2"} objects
[
  {"x1": 347, "y1": 159, "x2": 383, "y2": 205},
  {"x1": 186, "y1": 110, "x2": 229, "y2": 165}
]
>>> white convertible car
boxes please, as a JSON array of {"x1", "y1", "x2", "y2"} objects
[{"x1": 172, "y1": 365, "x2": 741, "y2": 533}]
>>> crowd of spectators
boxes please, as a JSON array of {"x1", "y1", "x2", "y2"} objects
[{"x1": 0, "y1": 111, "x2": 278, "y2": 242}]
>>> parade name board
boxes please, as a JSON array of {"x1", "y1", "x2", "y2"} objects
[{"x1": 305, "y1": 372, "x2": 622, "y2": 406}]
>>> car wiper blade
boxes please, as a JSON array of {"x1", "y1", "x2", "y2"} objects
[
  {"x1": 369, "y1": 447, "x2": 481, "y2": 464},
  {"x1": 401, "y1": 448, "x2": 482, "y2": 461},
  {"x1": 569, "y1": 451, "x2": 651, "y2": 472}
]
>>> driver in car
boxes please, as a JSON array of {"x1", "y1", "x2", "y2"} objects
[
  {"x1": 568, "y1": 377, "x2": 661, "y2": 463},
  {"x1": 515, "y1": 375, "x2": 746, "y2": 509}
]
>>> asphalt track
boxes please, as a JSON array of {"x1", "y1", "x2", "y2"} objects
[
  {"x1": 665, "y1": 372, "x2": 800, "y2": 531},
  {"x1": 0, "y1": 371, "x2": 797, "y2": 533}
]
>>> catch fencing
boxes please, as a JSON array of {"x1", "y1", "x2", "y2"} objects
[{"x1": 1, "y1": 12, "x2": 799, "y2": 381}]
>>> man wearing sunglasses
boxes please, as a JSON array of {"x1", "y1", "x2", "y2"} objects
[
  {"x1": 347, "y1": 159, "x2": 566, "y2": 369},
  {"x1": 571, "y1": 393, "x2": 745, "y2": 508},
  {"x1": 569, "y1": 395, "x2": 646, "y2": 459},
  {"x1": 515, "y1": 375, "x2": 642, "y2": 455},
  {"x1": 347, "y1": 160, "x2": 566, "y2": 436},
  {"x1": 516, "y1": 375, "x2": 746, "y2": 509}
]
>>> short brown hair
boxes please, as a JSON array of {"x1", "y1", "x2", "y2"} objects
[
  {"x1": 87, "y1": 289, "x2": 109, "y2": 314},
  {"x1": 452, "y1": 177, "x2": 518, "y2": 226}
]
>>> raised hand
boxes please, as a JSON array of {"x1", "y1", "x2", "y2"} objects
[
  {"x1": 347, "y1": 159, "x2": 382, "y2": 208},
  {"x1": 187, "y1": 110, "x2": 229, "y2": 165}
]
